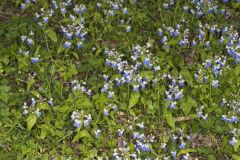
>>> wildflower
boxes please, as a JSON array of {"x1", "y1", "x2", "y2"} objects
[
  {"x1": 77, "y1": 42, "x2": 82, "y2": 49},
  {"x1": 126, "y1": 26, "x2": 131, "y2": 32},
  {"x1": 170, "y1": 101, "x2": 177, "y2": 109},
  {"x1": 73, "y1": 120, "x2": 81, "y2": 128},
  {"x1": 171, "y1": 151, "x2": 177, "y2": 159},
  {"x1": 35, "y1": 108, "x2": 41, "y2": 117},
  {"x1": 229, "y1": 137, "x2": 238, "y2": 146},
  {"x1": 230, "y1": 116, "x2": 238, "y2": 123},
  {"x1": 118, "y1": 129, "x2": 124, "y2": 137},
  {"x1": 107, "y1": 91, "x2": 114, "y2": 99},
  {"x1": 158, "y1": 28, "x2": 163, "y2": 36},
  {"x1": 64, "y1": 41, "x2": 71, "y2": 49},
  {"x1": 47, "y1": 98, "x2": 54, "y2": 106},
  {"x1": 21, "y1": 3, "x2": 27, "y2": 10},
  {"x1": 205, "y1": 41, "x2": 210, "y2": 48},
  {"x1": 137, "y1": 122, "x2": 144, "y2": 129},
  {"x1": 182, "y1": 153, "x2": 189, "y2": 160},
  {"x1": 95, "y1": 129, "x2": 101, "y2": 139},
  {"x1": 133, "y1": 84, "x2": 139, "y2": 92},
  {"x1": 163, "y1": 3, "x2": 169, "y2": 10},
  {"x1": 122, "y1": 8, "x2": 128, "y2": 14},
  {"x1": 43, "y1": 17, "x2": 49, "y2": 23},
  {"x1": 179, "y1": 141, "x2": 186, "y2": 149},
  {"x1": 212, "y1": 80, "x2": 219, "y2": 88},
  {"x1": 31, "y1": 57, "x2": 40, "y2": 63},
  {"x1": 21, "y1": 35, "x2": 27, "y2": 42},
  {"x1": 61, "y1": 8, "x2": 67, "y2": 14},
  {"x1": 191, "y1": 40, "x2": 197, "y2": 46},
  {"x1": 103, "y1": 108, "x2": 109, "y2": 116}
]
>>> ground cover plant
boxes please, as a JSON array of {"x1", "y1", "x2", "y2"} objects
[{"x1": 0, "y1": 0, "x2": 240, "y2": 159}]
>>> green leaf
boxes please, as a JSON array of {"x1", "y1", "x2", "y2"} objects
[
  {"x1": 208, "y1": 154, "x2": 216, "y2": 160},
  {"x1": 53, "y1": 105, "x2": 70, "y2": 113},
  {"x1": 140, "y1": 71, "x2": 154, "y2": 82},
  {"x1": 45, "y1": 29, "x2": 57, "y2": 43},
  {"x1": 0, "y1": 92, "x2": 9, "y2": 104},
  {"x1": 163, "y1": 108, "x2": 175, "y2": 128},
  {"x1": 0, "y1": 85, "x2": 10, "y2": 92},
  {"x1": 72, "y1": 130, "x2": 91, "y2": 142},
  {"x1": 232, "y1": 154, "x2": 240, "y2": 160},
  {"x1": 129, "y1": 91, "x2": 140, "y2": 108},
  {"x1": 177, "y1": 148, "x2": 196, "y2": 156},
  {"x1": 27, "y1": 115, "x2": 37, "y2": 131},
  {"x1": 37, "y1": 102, "x2": 51, "y2": 111},
  {"x1": 180, "y1": 69, "x2": 193, "y2": 85},
  {"x1": 235, "y1": 65, "x2": 240, "y2": 76},
  {"x1": 40, "y1": 125, "x2": 48, "y2": 139},
  {"x1": 180, "y1": 97, "x2": 198, "y2": 115},
  {"x1": 27, "y1": 79, "x2": 35, "y2": 92},
  {"x1": 234, "y1": 139, "x2": 240, "y2": 152}
]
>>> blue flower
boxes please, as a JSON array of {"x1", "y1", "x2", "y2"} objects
[
  {"x1": 204, "y1": 60, "x2": 211, "y2": 68},
  {"x1": 133, "y1": 85, "x2": 139, "y2": 92},
  {"x1": 229, "y1": 137, "x2": 238, "y2": 146},
  {"x1": 43, "y1": 17, "x2": 49, "y2": 23},
  {"x1": 66, "y1": 33, "x2": 73, "y2": 40},
  {"x1": 21, "y1": 35, "x2": 27, "y2": 42},
  {"x1": 83, "y1": 120, "x2": 90, "y2": 126},
  {"x1": 21, "y1": 3, "x2": 26, "y2": 10},
  {"x1": 31, "y1": 57, "x2": 40, "y2": 63},
  {"x1": 103, "y1": 108, "x2": 109, "y2": 116},
  {"x1": 77, "y1": 42, "x2": 82, "y2": 49},
  {"x1": 64, "y1": 41, "x2": 71, "y2": 49},
  {"x1": 122, "y1": 8, "x2": 128, "y2": 14},
  {"x1": 212, "y1": 80, "x2": 219, "y2": 88},
  {"x1": 158, "y1": 28, "x2": 163, "y2": 36},
  {"x1": 205, "y1": 41, "x2": 210, "y2": 48},
  {"x1": 179, "y1": 142, "x2": 186, "y2": 149},
  {"x1": 118, "y1": 129, "x2": 124, "y2": 137},
  {"x1": 35, "y1": 109, "x2": 41, "y2": 117},
  {"x1": 144, "y1": 57, "x2": 151, "y2": 66},
  {"x1": 221, "y1": 115, "x2": 229, "y2": 122},
  {"x1": 126, "y1": 26, "x2": 131, "y2": 32},
  {"x1": 95, "y1": 129, "x2": 101, "y2": 139},
  {"x1": 163, "y1": 3, "x2": 169, "y2": 10},
  {"x1": 220, "y1": 36, "x2": 224, "y2": 44},
  {"x1": 61, "y1": 8, "x2": 67, "y2": 14},
  {"x1": 27, "y1": 38, "x2": 33, "y2": 45},
  {"x1": 230, "y1": 116, "x2": 238, "y2": 123},
  {"x1": 171, "y1": 151, "x2": 177, "y2": 159},
  {"x1": 161, "y1": 36, "x2": 167, "y2": 44},
  {"x1": 170, "y1": 101, "x2": 177, "y2": 109},
  {"x1": 133, "y1": 132, "x2": 140, "y2": 139},
  {"x1": 74, "y1": 120, "x2": 81, "y2": 128},
  {"x1": 191, "y1": 40, "x2": 197, "y2": 46},
  {"x1": 179, "y1": 79, "x2": 185, "y2": 87}
]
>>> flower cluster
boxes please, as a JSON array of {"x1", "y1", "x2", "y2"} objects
[
  {"x1": 229, "y1": 128, "x2": 240, "y2": 147},
  {"x1": 22, "y1": 98, "x2": 41, "y2": 117},
  {"x1": 103, "y1": 43, "x2": 161, "y2": 96},
  {"x1": 221, "y1": 99, "x2": 239, "y2": 123},
  {"x1": 110, "y1": 120, "x2": 156, "y2": 159},
  {"x1": 181, "y1": 0, "x2": 232, "y2": 19},
  {"x1": 196, "y1": 106, "x2": 208, "y2": 120},
  {"x1": 71, "y1": 110, "x2": 92, "y2": 128},
  {"x1": 19, "y1": 31, "x2": 40, "y2": 63},
  {"x1": 20, "y1": 0, "x2": 37, "y2": 10},
  {"x1": 61, "y1": 21, "x2": 87, "y2": 49},
  {"x1": 103, "y1": 103, "x2": 118, "y2": 116},
  {"x1": 164, "y1": 75, "x2": 185, "y2": 109},
  {"x1": 71, "y1": 80, "x2": 93, "y2": 96},
  {"x1": 162, "y1": 128, "x2": 193, "y2": 160}
]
